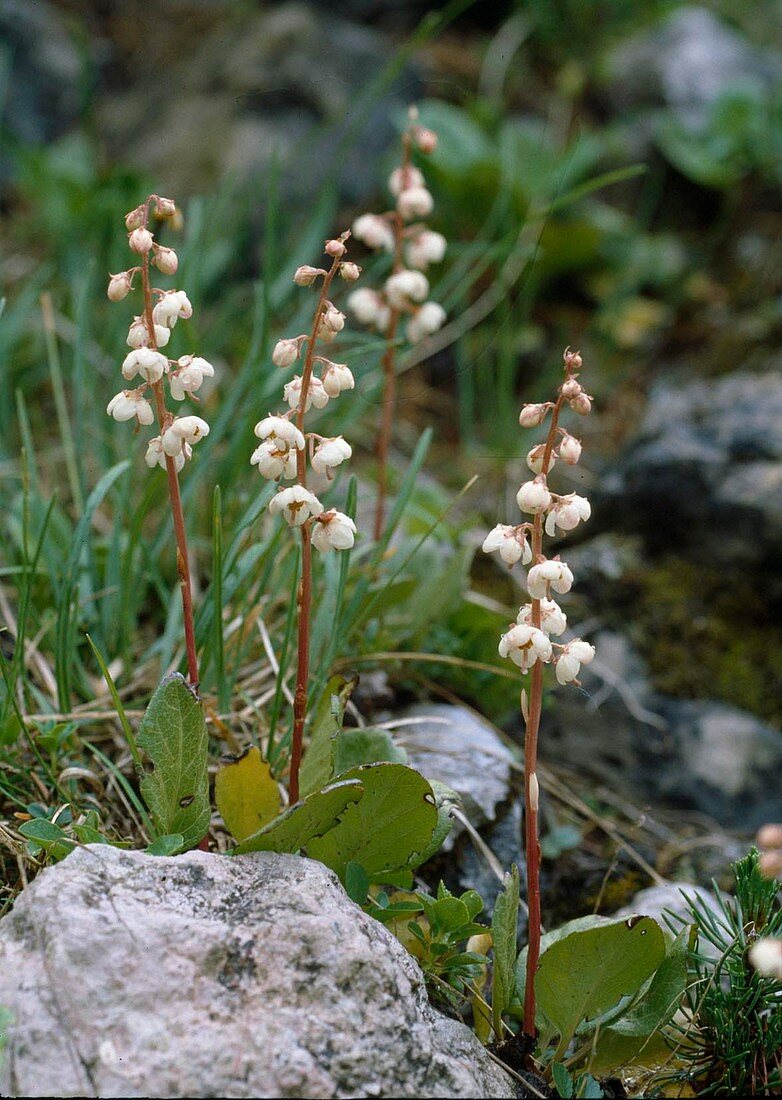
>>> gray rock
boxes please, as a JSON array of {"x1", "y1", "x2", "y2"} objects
[
  {"x1": 396, "y1": 704, "x2": 517, "y2": 842},
  {"x1": 605, "y1": 7, "x2": 780, "y2": 128},
  {"x1": 603, "y1": 370, "x2": 782, "y2": 566},
  {"x1": 545, "y1": 632, "x2": 782, "y2": 829},
  {"x1": 0, "y1": 846, "x2": 518, "y2": 1099}
]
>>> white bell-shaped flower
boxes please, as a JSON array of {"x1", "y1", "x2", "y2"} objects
[
  {"x1": 545, "y1": 493, "x2": 591, "y2": 537},
  {"x1": 516, "y1": 599, "x2": 567, "y2": 636},
  {"x1": 385, "y1": 269, "x2": 429, "y2": 310},
  {"x1": 107, "y1": 271, "x2": 133, "y2": 301},
  {"x1": 407, "y1": 301, "x2": 446, "y2": 343},
  {"x1": 127, "y1": 317, "x2": 171, "y2": 350},
  {"x1": 527, "y1": 559, "x2": 575, "y2": 600},
  {"x1": 283, "y1": 375, "x2": 330, "y2": 412},
  {"x1": 498, "y1": 624, "x2": 552, "y2": 672},
  {"x1": 397, "y1": 186, "x2": 434, "y2": 220},
  {"x1": 388, "y1": 165, "x2": 425, "y2": 197},
  {"x1": 106, "y1": 389, "x2": 154, "y2": 426},
  {"x1": 253, "y1": 415, "x2": 305, "y2": 451},
  {"x1": 268, "y1": 485, "x2": 323, "y2": 527},
  {"x1": 516, "y1": 477, "x2": 552, "y2": 515},
  {"x1": 251, "y1": 440, "x2": 297, "y2": 480},
  {"x1": 145, "y1": 435, "x2": 189, "y2": 472},
  {"x1": 347, "y1": 288, "x2": 385, "y2": 327},
  {"x1": 320, "y1": 362, "x2": 355, "y2": 398},
  {"x1": 169, "y1": 356, "x2": 214, "y2": 401},
  {"x1": 407, "y1": 230, "x2": 446, "y2": 270},
  {"x1": 482, "y1": 524, "x2": 531, "y2": 566},
  {"x1": 121, "y1": 348, "x2": 169, "y2": 384},
  {"x1": 161, "y1": 415, "x2": 210, "y2": 456},
  {"x1": 318, "y1": 303, "x2": 345, "y2": 339},
  {"x1": 311, "y1": 510, "x2": 357, "y2": 552},
  {"x1": 152, "y1": 290, "x2": 193, "y2": 329},
  {"x1": 352, "y1": 214, "x2": 394, "y2": 252},
  {"x1": 311, "y1": 436, "x2": 352, "y2": 476},
  {"x1": 555, "y1": 638, "x2": 595, "y2": 685}
]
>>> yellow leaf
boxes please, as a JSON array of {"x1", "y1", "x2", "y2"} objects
[{"x1": 215, "y1": 746, "x2": 281, "y2": 842}]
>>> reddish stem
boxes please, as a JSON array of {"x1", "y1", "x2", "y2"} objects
[
  {"x1": 288, "y1": 254, "x2": 341, "y2": 805},
  {"x1": 522, "y1": 392, "x2": 565, "y2": 1039},
  {"x1": 373, "y1": 130, "x2": 412, "y2": 541},
  {"x1": 140, "y1": 223, "x2": 200, "y2": 690}
]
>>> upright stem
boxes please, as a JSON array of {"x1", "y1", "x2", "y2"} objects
[
  {"x1": 140, "y1": 247, "x2": 200, "y2": 689},
  {"x1": 522, "y1": 395, "x2": 564, "y2": 1039},
  {"x1": 288, "y1": 258, "x2": 340, "y2": 805},
  {"x1": 374, "y1": 131, "x2": 412, "y2": 541}
]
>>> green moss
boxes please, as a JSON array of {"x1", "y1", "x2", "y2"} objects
[{"x1": 618, "y1": 559, "x2": 782, "y2": 727}]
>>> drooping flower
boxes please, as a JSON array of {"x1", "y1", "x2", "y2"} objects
[
  {"x1": 498, "y1": 624, "x2": 553, "y2": 672},
  {"x1": 161, "y1": 415, "x2": 210, "y2": 455},
  {"x1": 169, "y1": 356, "x2": 215, "y2": 401},
  {"x1": 121, "y1": 348, "x2": 169, "y2": 384},
  {"x1": 527, "y1": 559, "x2": 575, "y2": 600},
  {"x1": 152, "y1": 290, "x2": 193, "y2": 329},
  {"x1": 106, "y1": 389, "x2": 155, "y2": 426},
  {"x1": 555, "y1": 639, "x2": 595, "y2": 685},
  {"x1": 311, "y1": 510, "x2": 357, "y2": 552},
  {"x1": 516, "y1": 478, "x2": 552, "y2": 515},
  {"x1": 517, "y1": 599, "x2": 567, "y2": 636},
  {"x1": 482, "y1": 524, "x2": 531, "y2": 566},
  {"x1": 283, "y1": 375, "x2": 330, "y2": 412},
  {"x1": 545, "y1": 494, "x2": 592, "y2": 537},
  {"x1": 311, "y1": 436, "x2": 352, "y2": 477},
  {"x1": 268, "y1": 485, "x2": 324, "y2": 527},
  {"x1": 407, "y1": 301, "x2": 446, "y2": 343}
]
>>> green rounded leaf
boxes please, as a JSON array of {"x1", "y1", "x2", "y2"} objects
[
  {"x1": 306, "y1": 763, "x2": 438, "y2": 880},
  {"x1": 215, "y1": 745, "x2": 281, "y2": 842},
  {"x1": 233, "y1": 779, "x2": 364, "y2": 855}
]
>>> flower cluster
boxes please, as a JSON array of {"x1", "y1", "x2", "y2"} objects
[
  {"x1": 346, "y1": 107, "x2": 446, "y2": 345},
  {"x1": 484, "y1": 349, "x2": 595, "y2": 686},
  {"x1": 106, "y1": 195, "x2": 213, "y2": 472},
  {"x1": 252, "y1": 234, "x2": 357, "y2": 554}
]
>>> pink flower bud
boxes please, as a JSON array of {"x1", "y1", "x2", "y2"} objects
[
  {"x1": 518, "y1": 403, "x2": 551, "y2": 428},
  {"x1": 570, "y1": 393, "x2": 592, "y2": 416},
  {"x1": 339, "y1": 262, "x2": 361, "y2": 282},
  {"x1": 128, "y1": 227, "x2": 154, "y2": 254},
  {"x1": 564, "y1": 347, "x2": 582, "y2": 371},
  {"x1": 125, "y1": 205, "x2": 146, "y2": 231},
  {"x1": 107, "y1": 271, "x2": 133, "y2": 302},
  {"x1": 416, "y1": 127, "x2": 438, "y2": 154},
  {"x1": 559, "y1": 435, "x2": 582, "y2": 465},
  {"x1": 154, "y1": 196, "x2": 177, "y2": 218},
  {"x1": 153, "y1": 245, "x2": 178, "y2": 274},
  {"x1": 561, "y1": 378, "x2": 582, "y2": 399},
  {"x1": 325, "y1": 239, "x2": 346, "y2": 258},
  {"x1": 293, "y1": 265, "x2": 323, "y2": 286}
]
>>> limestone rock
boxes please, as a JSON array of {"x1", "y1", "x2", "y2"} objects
[{"x1": 0, "y1": 846, "x2": 518, "y2": 1098}]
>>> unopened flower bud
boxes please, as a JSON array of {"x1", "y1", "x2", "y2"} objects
[
  {"x1": 339, "y1": 262, "x2": 361, "y2": 282},
  {"x1": 325, "y1": 239, "x2": 346, "y2": 258},
  {"x1": 385, "y1": 269, "x2": 429, "y2": 309},
  {"x1": 153, "y1": 245, "x2": 178, "y2": 274},
  {"x1": 559, "y1": 435, "x2": 582, "y2": 465},
  {"x1": 154, "y1": 196, "x2": 177, "y2": 218},
  {"x1": 125, "y1": 205, "x2": 146, "y2": 231},
  {"x1": 352, "y1": 213, "x2": 394, "y2": 252},
  {"x1": 570, "y1": 393, "x2": 592, "y2": 416},
  {"x1": 564, "y1": 347, "x2": 583, "y2": 371},
  {"x1": 293, "y1": 265, "x2": 323, "y2": 286},
  {"x1": 272, "y1": 337, "x2": 303, "y2": 368},
  {"x1": 527, "y1": 444, "x2": 556, "y2": 475},
  {"x1": 397, "y1": 186, "x2": 434, "y2": 220},
  {"x1": 561, "y1": 378, "x2": 582, "y2": 399},
  {"x1": 129, "y1": 227, "x2": 154, "y2": 254},
  {"x1": 107, "y1": 271, "x2": 133, "y2": 302},
  {"x1": 518, "y1": 403, "x2": 551, "y2": 428},
  {"x1": 319, "y1": 303, "x2": 345, "y2": 337},
  {"x1": 757, "y1": 824, "x2": 782, "y2": 850},
  {"x1": 759, "y1": 849, "x2": 782, "y2": 879},
  {"x1": 388, "y1": 165, "x2": 425, "y2": 197},
  {"x1": 516, "y1": 478, "x2": 552, "y2": 515},
  {"x1": 416, "y1": 127, "x2": 438, "y2": 154}
]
